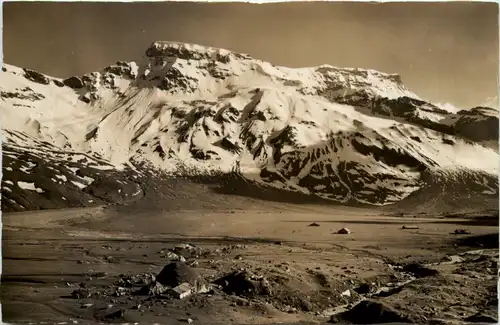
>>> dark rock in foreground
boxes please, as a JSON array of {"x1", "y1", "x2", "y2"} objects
[
  {"x1": 402, "y1": 263, "x2": 439, "y2": 278},
  {"x1": 214, "y1": 270, "x2": 271, "y2": 297},
  {"x1": 454, "y1": 229, "x2": 472, "y2": 235},
  {"x1": 465, "y1": 313, "x2": 498, "y2": 323},
  {"x1": 156, "y1": 262, "x2": 205, "y2": 288},
  {"x1": 329, "y1": 300, "x2": 411, "y2": 324}
]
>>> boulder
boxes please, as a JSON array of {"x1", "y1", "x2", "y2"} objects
[{"x1": 156, "y1": 262, "x2": 206, "y2": 290}]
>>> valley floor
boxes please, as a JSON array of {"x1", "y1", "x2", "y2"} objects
[{"x1": 1, "y1": 202, "x2": 498, "y2": 324}]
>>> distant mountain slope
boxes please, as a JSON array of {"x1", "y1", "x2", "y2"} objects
[
  {"x1": 1, "y1": 41, "x2": 498, "y2": 212},
  {"x1": 480, "y1": 96, "x2": 498, "y2": 111}
]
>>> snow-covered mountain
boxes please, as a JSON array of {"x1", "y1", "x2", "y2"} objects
[{"x1": 1, "y1": 41, "x2": 498, "y2": 212}]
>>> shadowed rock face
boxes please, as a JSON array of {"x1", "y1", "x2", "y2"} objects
[
  {"x1": 63, "y1": 76, "x2": 85, "y2": 89},
  {"x1": 454, "y1": 107, "x2": 499, "y2": 142},
  {"x1": 333, "y1": 93, "x2": 499, "y2": 144},
  {"x1": 1, "y1": 42, "x2": 498, "y2": 212}
]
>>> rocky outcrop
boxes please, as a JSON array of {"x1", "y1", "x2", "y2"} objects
[
  {"x1": 23, "y1": 68, "x2": 50, "y2": 85},
  {"x1": 454, "y1": 107, "x2": 499, "y2": 142},
  {"x1": 63, "y1": 76, "x2": 84, "y2": 89}
]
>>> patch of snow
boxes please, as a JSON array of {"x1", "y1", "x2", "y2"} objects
[
  {"x1": 19, "y1": 161, "x2": 37, "y2": 173},
  {"x1": 340, "y1": 289, "x2": 351, "y2": 297},
  {"x1": 81, "y1": 176, "x2": 95, "y2": 184},
  {"x1": 17, "y1": 181, "x2": 44, "y2": 193},
  {"x1": 435, "y1": 102, "x2": 462, "y2": 113},
  {"x1": 17, "y1": 181, "x2": 37, "y2": 190},
  {"x1": 54, "y1": 174, "x2": 68, "y2": 182},
  {"x1": 132, "y1": 187, "x2": 142, "y2": 196},
  {"x1": 71, "y1": 181, "x2": 87, "y2": 189}
]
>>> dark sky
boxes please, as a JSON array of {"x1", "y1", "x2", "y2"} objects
[{"x1": 3, "y1": 2, "x2": 498, "y2": 108}]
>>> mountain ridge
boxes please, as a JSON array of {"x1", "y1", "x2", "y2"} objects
[{"x1": 1, "y1": 41, "x2": 498, "y2": 212}]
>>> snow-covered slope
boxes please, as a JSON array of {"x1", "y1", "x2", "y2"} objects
[{"x1": 1, "y1": 41, "x2": 498, "y2": 211}]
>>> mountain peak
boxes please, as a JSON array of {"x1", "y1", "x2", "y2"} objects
[{"x1": 145, "y1": 41, "x2": 250, "y2": 62}]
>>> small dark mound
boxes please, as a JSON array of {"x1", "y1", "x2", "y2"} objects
[
  {"x1": 455, "y1": 233, "x2": 499, "y2": 249},
  {"x1": 69, "y1": 288, "x2": 91, "y2": 299},
  {"x1": 52, "y1": 79, "x2": 65, "y2": 87},
  {"x1": 104, "y1": 309, "x2": 125, "y2": 320},
  {"x1": 402, "y1": 263, "x2": 439, "y2": 278},
  {"x1": 329, "y1": 300, "x2": 411, "y2": 324},
  {"x1": 156, "y1": 262, "x2": 204, "y2": 287},
  {"x1": 95, "y1": 309, "x2": 126, "y2": 322},
  {"x1": 84, "y1": 177, "x2": 143, "y2": 203},
  {"x1": 214, "y1": 270, "x2": 271, "y2": 297},
  {"x1": 465, "y1": 313, "x2": 498, "y2": 323},
  {"x1": 454, "y1": 229, "x2": 471, "y2": 235}
]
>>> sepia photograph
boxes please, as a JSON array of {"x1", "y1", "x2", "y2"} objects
[{"x1": 0, "y1": 1, "x2": 498, "y2": 324}]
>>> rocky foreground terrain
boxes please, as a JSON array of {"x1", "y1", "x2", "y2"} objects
[
  {"x1": 1, "y1": 205, "x2": 498, "y2": 324},
  {"x1": 1, "y1": 42, "x2": 498, "y2": 324}
]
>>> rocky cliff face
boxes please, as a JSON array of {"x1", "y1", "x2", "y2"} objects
[{"x1": 1, "y1": 41, "x2": 498, "y2": 212}]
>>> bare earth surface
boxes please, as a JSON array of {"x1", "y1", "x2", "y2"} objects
[{"x1": 1, "y1": 197, "x2": 498, "y2": 325}]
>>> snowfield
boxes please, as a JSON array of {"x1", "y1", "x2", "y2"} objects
[{"x1": 1, "y1": 41, "x2": 498, "y2": 211}]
